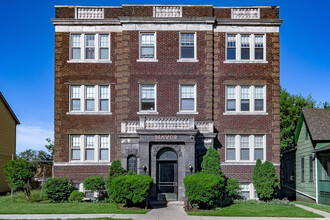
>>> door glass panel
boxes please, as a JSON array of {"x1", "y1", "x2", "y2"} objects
[{"x1": 159, "y1": 163, "x2": 175, "y2": 194}]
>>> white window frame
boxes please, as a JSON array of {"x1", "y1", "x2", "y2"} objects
[
  {"x1": 224, "y1": 85, "x2": 267, "y2": 115},
  {"x1": 225, "y1": 34, "x2": 266, "y2": 63},
  {"x1": 68, "y1": 85, "x2": 111, "y2": 115},
  {"x1": 138, "y1": 84, "x2": 158, "y2": 114},
  {"x1": 178, "y1": 84, "x2": 198, "y2": 114},
  {"x1": 177, "y1": 32, "x2": 198, "y2": 62},
  {"x1": 137, "y1": 32, "x2": 158, "y2": 62},
  {"x1": 69, "y1": 134, "x2": 110, "y2": 162},
  {"x1": 68, "y1": 33, "x2": 111, "y2": 63},
  {"x1": 240, "y1": 183, "x2": 258, "y2": 200},
  {"x1": 225, "y1": 134, "x2": 266, "y2": 162},
  {"x1": 99, "y1": 135, "x2": 110, "y2": 161}
]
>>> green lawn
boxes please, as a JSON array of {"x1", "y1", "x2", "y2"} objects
[
  {"x1": 295, "y1": 201, "x2": 330, "y2": 213},
  {"x1": 0, "y1": 191, "x2": 147, "y2": 215},
  {"x1": 188, "y1": 204, "x2": 323, "y2": 217},
  {"x1": 1, "y1": 219, "x2": 131, "y2": 220}
]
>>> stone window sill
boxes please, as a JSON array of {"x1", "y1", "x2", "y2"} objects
[
  {"x1": 223, "y1": 112, "x2": 268, "y2": 116},
  {"x1": 177, "y1": 111, "x2": 199, "y2": 115},
  {"x1": 137, "y1": 111, "x2": 159, "y2": 115},
  {"x1": 67, "y1": 60, "x2": 112, "y2": 64},
  {"x1": 223, "y1": 60, "x2": 268, "y2": 64},
  {"x1": 177, "y1": 59, "x2": 199, "y2": 63},
  {"x1": 67, "y1": 112, "x2": 112, "y2": 115},
  {"x1": 137, "y1": 59, "x2": 158, "y2": 62}
]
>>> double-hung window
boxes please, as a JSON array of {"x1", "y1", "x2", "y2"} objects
[
  {"x1": 226, "y1": 135, "x2": 266, "y2": 162},
  {"x1": 99, "y1": 135, "x2": 110, "y2": 161},
  {"x1": 226, "y1": 34, "x2": 266, "y2": 62},
  {"x1": 70, "y1": 33, "x2": 111, "y2": 61},
  {"x1": 85, "y1": 135, "x2": 95, "y2": 161},
  {"x1": 140, "y1": 33, "x2": 156, "y2": 59},
  {"x1": 240, "y1": 184, "x2": 250, "y2": 199},
  {"x1": 225, "y1": 85, "x2": 266, "y2": 114},
  {"x1": 69, "y1": 85, "x2": 111, "y2": 114},
  {"x1": 301, "y1": 157, "x2": 305, "y2": 182},
  {"x1": 309, "y1": 155, "x2": 313, "y2": 182},
  {"x1": 180, "y1": 85, "x2": 196, "y2": 112},
  {"x1": 71, "y1": 135, "x2": 81, "y2": 160},
  {"x1": 180, "y1": 33, "x2": 196, "y2": 60},
  {"x1": 140, "y1": 84, "x2": 156, "y2": 112}
]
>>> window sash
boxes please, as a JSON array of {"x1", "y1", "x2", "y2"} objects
[
  {"x1": 140, "y1": 33, "x2": 155, "y2": 59},
  {"x1": 180, "y1": 33, "x2": 195, "y2": 59},
  {"x1": 180, "y1": 85, "x2": 195, "y2": 111},
  {"x1": 140, "y1": 85, "x2": 156, "y2": 111}
]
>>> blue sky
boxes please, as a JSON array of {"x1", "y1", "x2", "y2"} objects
[{"x1": 0, "y1": 0, "x2": 329, "y2": 153}]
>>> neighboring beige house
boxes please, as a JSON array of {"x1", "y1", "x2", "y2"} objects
[{"x1": 0, "y1": 92, "x2": 19, "y2": 193}]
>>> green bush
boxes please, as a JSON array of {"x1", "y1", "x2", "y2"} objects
[
  {"x1": 43, "y1": 178, "x2": 72, "y2": 202},
  {"x1": 184, "y1": 172, "x2": 225, "y2": 209},
  {"x1": 201, "y1": 148, "x2": 222, "y2": 175},
  {"x1": 106, "y1": 160, "x2": 125, "y2": 189},
  {"x1": 83, "y1": 176, "x2": 105, "y2": 191},
  {"x1": 68, "y1": 190, "x2": 85, "y2": 203},
  {"x1": 253, "y1": 159, "x2": 279, "y2": 201},
  {"x1": 108, "y1": 174, "x2": 153, "y2": 207},
  {"x1": 2, "y1": 159, "x2": 36, "y2": 201},
  {"x1": 225, "y1": 178, "x2": 240, "y2": 199}
]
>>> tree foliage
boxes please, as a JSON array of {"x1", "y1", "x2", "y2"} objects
[
  {"x1": 253, "y1": 159, "x2": 279, "y2": 201},
  {"x1": 68, "y1": 190, "x2": 85, "y2": 203},
  {"x1": 201, "y1": 148, "x2": 222, "y2": 176},
  {"x1": 83, "y1": 176, "x2": 105, "y2": 191},
  {"x1": 43, "y1": 178, "x2": 72, "y2": 202},
  {"x1": 106, "y1": 160, "x2": 125, "y2": 189},
  {"x1": 17, "y1": 138, "x2": 54, "y2": 163},
  {"x1": 225, "y1": 178, "x2": 241, "y2": 199},
  {"x1": 2, "y1": 159, "x2": 36, "y2": 201}
]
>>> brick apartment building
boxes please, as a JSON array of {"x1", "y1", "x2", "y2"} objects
[{"x1": 52, "y1": 4, "x2": 282, "y2": 201}]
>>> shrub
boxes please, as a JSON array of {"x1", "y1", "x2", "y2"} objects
[
  {"x1": 225, "y1": 178, "x2": 240, "y2": 199},
  {"x1": 184, "y1": 172, "x2": 225, "y2": 209},
  {"x1": 106, "y1": 160, "x2": 125, "y2": 189},
  {"x1": 108, "y1": 174, "x2": 153, "y2": 207},
  {"x1": 83, "y1": 176, "x2": 105, "y2": 191},
  {"x1": 201, "y1": 148, "x2": 222, "y2": 175},
  {"x1": 43, "y1": 178, "x2": 72, "y2": 202},
  {"x1": 68, "y1": 190, "x2": 85, "y2": 203},
  {"x1": 253, "y1": 160, "x2": 279, "y2": 201},
  {"x1": 2, "y1": 159, "x2": 36, "y2": 201}
]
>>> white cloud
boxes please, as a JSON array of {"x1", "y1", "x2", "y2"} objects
[{"x1": 16, "y1": 125, "x2": 53, "y2": 153}]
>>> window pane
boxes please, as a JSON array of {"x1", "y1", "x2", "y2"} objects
[
  {"x1": 241, "y1": 149, "x2": 250, "y2": 160},
  {"x1": 227, "y1": 100, "x2": 236, "y2": 111},
  {"x1": 227, "y1": 48, "x2": 236, "y2": 60},
  {"x1": 181, "y1": 47, "x2": 194, "y2": 59},
  {"x1": 141, "y1": 85, "x2": 155, "y2": 98},
  {"x1": 86, "y1": 48, "x2": 95, "y2": 59},
  {"x1": 86, "y1": 86, "x2": 95, "y2": 98},
  {"x1": 128, "y1": 156, "x2": 137, "y2": 174},
  {"x1": 86, "y1": 99, "x2": 95, "y2": 111},
  {"x1": 241, "y1": 35, "x2": 250, "y2": 47},
  {"x1": 85, "y1": 149, "x2": 94, "y2": 160},
  {"x1": 100, "y1": 135, "x2": 109, "y2": 148},
  {"x1": 181, "y1": 33, "x2": 194, "y2": 46},
  {"x1": 141, "y1": 100, "x2": 155, "y2": 111},
  {"x1": 71, "y1": 86, "x2": 81, "y2": 98},
  {"x1": 227, "y1": 35, "x2": 236, "y2": 47},
  {"x1": 241, "y1": 191, "x2": 250, "y2": 199},
  {"x1": 141, "y1": 47, "x2": 154, "y2": 58},
  {"x1": 241, "y1": 48, "x2": 250, "y2": 60},
  {"x1": 99, "y1": 35, "x2": 109, "y2": 47},
  {"x1": 71, "y1": 149, "x2": 80, "y2": 160},
  {"x1": 254, "y1": 135, "x2": 263, "y2": 148},
  {"x1": 72, "y1": 35, "x2": 81, "y2": 47},
  {"x1": 255, "y1": 35, "x2": 264, "y2": 47},
  {"x1": 181, "y1": 85, "x2": 195, "y2": 98},
  {"x1": 227, "y1": 149, "x2": 236, "y2": 160},
  {"x1": 255, "y1": 86, "x2": 264, "y2": 99},
  {"x1": 181, "y1": 99, "x2": 194, "y2": 111},
  {"x1": 100, "y1": 149, "x2": 109, "y2": 160},
  {"x1": 100, "y1": 100, "x2": 109, "y2": 111},
  {"x1": 241, "y1": 87, "x2": 250, "y2": 99},
  {"x1": 141, "y1": 33, "x2": 155, "y2": 45},
  {"x1": 226, "y1": 135, "x2": 236, "y2": 148},
  {"x1": 255, "y1": 99, "x2": 264, "y2": 111},
  {"x1": 226, "y1": 86, "x2": 236, "y2": 99},
  {"x1": 100, "y1": 48, "x2": 109, "y2": 59},
  {"x1": 255, "y1": 149, "x2": 263, "y2": 160},
  {"x1": 241, "y1": 100, "x2": 250, "y2": 111},
  {"x1": 255, "y1": 48, "x2": 263, "y2": 60},
  {"x1": 72, "y1": 48, "x2": 81, "y2": 59},
  {"x1": 85, "y1": 35, "x2": 95, "y2": 47},
  {"x1": 71, "y1": 99, "x2": 81, "y2": 111},
  {"x1": 99, "y1": 86, "x2": 109, "y2": 99}
]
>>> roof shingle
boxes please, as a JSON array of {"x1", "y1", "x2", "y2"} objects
[{"x1": 302, "y1": 108, "x2": 330, "y2": 141}]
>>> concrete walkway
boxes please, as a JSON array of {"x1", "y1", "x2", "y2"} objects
[{"x1": 0, "y1": 203, "x2": 328, "y2": 220}]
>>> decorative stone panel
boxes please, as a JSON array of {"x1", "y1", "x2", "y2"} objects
[
  {"x1": 154, "y1": 6, "x2": 182, "y2": 17},
  {"x1": 76, "y1": 8, "x2": 104, "y2": 19},
  {"x1": 231, "y1": 8, "x2": 260, "y2": 19}
]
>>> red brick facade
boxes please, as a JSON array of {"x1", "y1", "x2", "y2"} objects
[{"x1": 53, "y1": 5, "x2": 281, "y2": 197}]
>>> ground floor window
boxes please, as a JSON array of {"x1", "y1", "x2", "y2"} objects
[
  {"x1": 240, "y1": 183, "x2": 258, "y2": 200},
  {"x1": 128, "y1": 155, "x2": 137, "y2": 174}
]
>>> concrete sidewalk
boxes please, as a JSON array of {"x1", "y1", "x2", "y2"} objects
[{"x1": 0, "y1": 203, "x2": 328, "y2": 220}]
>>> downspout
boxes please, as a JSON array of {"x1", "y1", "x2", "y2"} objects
[{"x1": 315, "y1": 154, "x2": 318, "y2": 204}]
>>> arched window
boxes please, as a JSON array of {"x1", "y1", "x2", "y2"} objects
[
  {"x1": 157, "y1": 149, "x2": 178, "y2": 161},
  {"x1": 127, "y1": 155, "x2": 137, "y2": 174}
]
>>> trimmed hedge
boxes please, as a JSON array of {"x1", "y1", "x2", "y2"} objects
[
  {"x1": 83, "y1": 176, "x2": 105, "y2": 191},
  {"x1": 43, "y1": 178, "x2": 72, "y2": 202},
  {"x1": 201, "y1": 148, "x2": 222, "y2": 175},
  {"x1": 184, "y1": 172, "x2": 225, "y2": 209},
  {"x1": 68, "y1": 190, "x2": 85, "y2": 203},
  {"x1": 108, "y1": 174, "x2": 153, "y2": 207}
]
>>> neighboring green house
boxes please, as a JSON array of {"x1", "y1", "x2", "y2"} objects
[{"x1": 293, "y1": 109, "x2": 330, "y2": 205}]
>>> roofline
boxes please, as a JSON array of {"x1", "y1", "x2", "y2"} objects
[
  {"x1": 54, "y1": 5, "x2": 278, "y2": 8},
  {"x1": 0, "y1": 92, "x2": 20, "y2": 124}
]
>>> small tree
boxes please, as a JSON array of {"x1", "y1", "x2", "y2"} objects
[
  {"x1": 2, "y1": 159, "x2": 36, "y2": 201},
  {"x1": 225, "y1": 178, "x2": 240, "y2": 199},
  {"x1": 83, "y1": 176, "x2": 105, "y2": 197},
  {"x1": 106, "y1": 160, "x2": 125, "y2": 189},
  {"x1": 43, "y1": 178, "x2": 72, "y2": 202},
  {"x1": 201, "y1": 148, "x2": 222, "y2": 175},
  {"x1": 253, "y1": 160, "x2": 279, "y2": 201}
]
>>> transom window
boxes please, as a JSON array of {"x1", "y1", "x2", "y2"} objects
[
  {"x1": 70, "y1": 134, "x2": 110, "y2": 162},
  {"x1": 180, "y1": 85, "x2": 196, "y2": 112},
  {"x1": 226, "y1": 34, "x2": 266, "y2": 61},
  {"x1": 180, "y1": 33, "x2": 196, "y2": 59},
  {"x1": 70, "y1": 33, "x2": 110, "y2": 61},
  {"x1": 140, "y1": 84, "x2": 156, "y2": 112},
  {"x1": 225, "y1": 134, "x2": 266, "y2": 162},
  {"x1": 225, "y1": 85, "x2": 266, "y2": 113},
  {"x1": 70, "y1": 85, "x2": 110, "y2": 114},
  {"x1": 140, "y1": 33, "x2": 156, "y2": 59}
]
